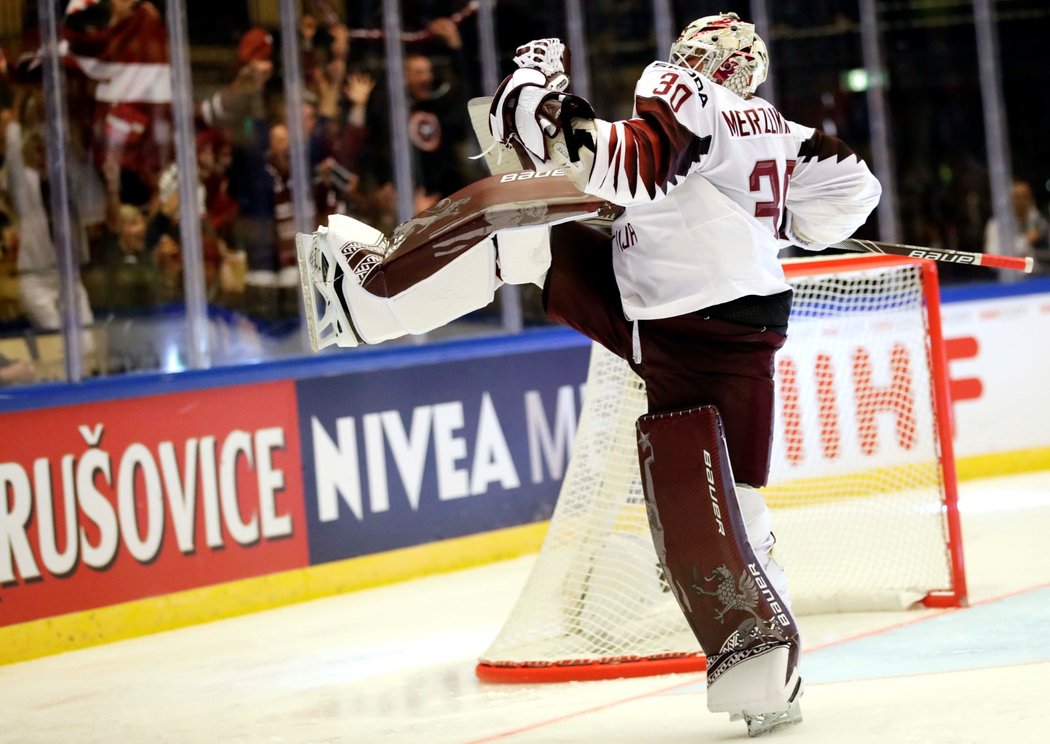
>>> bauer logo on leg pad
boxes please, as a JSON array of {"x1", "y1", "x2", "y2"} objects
[
  {"x1": 749, "y1": 563, "x2": 793, "y2": 630},
  {"x1": 704, "y1": 449, "x2": 726, "y2": 536}
]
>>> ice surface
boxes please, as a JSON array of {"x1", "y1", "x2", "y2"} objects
[{"x1": 2, "y1": 472, "x2": 1049, "y2": 743}]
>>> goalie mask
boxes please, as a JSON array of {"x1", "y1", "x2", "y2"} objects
[{"x1": 669, "y1": 12, "x2": 768, "y2": 97}]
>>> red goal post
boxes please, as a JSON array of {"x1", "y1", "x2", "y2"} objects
[
  {"x1": 476, "y1": 254, "x2": 967, "y2": 684},
  {"x1": 779, "y1": 254, "x2": 966, "y2": 608}
]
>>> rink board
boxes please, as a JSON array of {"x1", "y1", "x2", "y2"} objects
[
  {"x1": 0, "y1": 330, "x2": 589, "y2": 662},
  {"x1": 1, "y1": 278, "x2": 1049, "y2": 663}
]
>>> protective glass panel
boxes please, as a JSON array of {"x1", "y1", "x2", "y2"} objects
[
  {"x1": 878, "y1": 1, "x2": 994, "y2": 285},
  {"x1": 579, "y1": 0, "x2": 665, "y2": 121},
  {"x1": 761, "y1": 3, "x2": 879, "y2": 257},
  {"x1": 2, "y1": 0, "x2": 153, "y2": 384},
  {"x1": 303, "y1": 1, "x2": 518, "y2": 341},
  {"x1": 182, "y1": 0, "x2": 304, "y2": 365},
  {"x1": 999, "y1": 0, "x2": 1050, "y2": 277}
]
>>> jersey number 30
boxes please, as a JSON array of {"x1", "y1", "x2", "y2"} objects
[
  {"x1": 750, "y1": 159, "x2": 796, "y2": 238},
  {"x1": 652, "y1": 72, "x2": 693, "y2": 113}
]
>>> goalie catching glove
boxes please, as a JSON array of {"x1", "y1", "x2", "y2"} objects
[
  {"x1": 488, "y1": 37, "x2": 598, "y2": 185},
  {"x1": 512, "y1": 37, "x2": 571, "y2": 91}
]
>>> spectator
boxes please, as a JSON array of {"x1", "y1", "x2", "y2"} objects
[
  {"x1": 301, "y1": 100, "x2": 324, "y2": 172},
  {"x1": 0, "y1": 207, "x2": 21, "y2": 325},
  {"x1": 3, "y1": 87, "x2": 103, "y2": 336},
  {"x1": 341, "y1": 72, "x2": 376, "y2": 168},
  {"x1": 145, "y1": 164, "x2": 187, "y2": 304},
  {"x1": 265, "y1": 122, "x2": 300, "y2": 317},
  {"x1": 0, "y1": 352, "x2": 35, "y2": 386},
  {"x1": 63, "y1": 0, "x2": 173, "y2": 207},
  {"x1": 399, "y1": 49, "x2": 472, "y2": 210},
  {"x1": 195, "y1": 130, "x2": 246, "y2": 304},
  {"x1": 203, "y1": 27, "x2": 289, "y2": 320},
  {"x1": 329, "y1": 22, "x2": 352, "y2": 65},
  {"x1": 197, "y1": 27, "x2": 274, "y2": 132},
  {"x1": 984, "y1": 180, "x2": 1050, "y2": 279},
  {"x1": 312, "y1": 71, "x2": 375, "y2": 222},
  {"x1": 83, "y1": 203, "x2": 162, "y2": 314},
  {"x1": 0, "y1": 202, "x2": 14, "y2": 263},
  {"x1": 363, "y1": 180, "x2": 400, "y2": 237},
  {"x1": 300, "y1": 10, "x2": 481, "y2": 220},
  {"x1": 312, "y1": 56, "x2": 347, "y2": 147},
  {"x1": 299, "y1": 13, "x2": 321, "y2": 79},
  {"x1": 196, "y1": 129, "x2": 239, "y2": 243},
  {"x1": 144, "y1": 161, "x2": 242, "y2": 304}
]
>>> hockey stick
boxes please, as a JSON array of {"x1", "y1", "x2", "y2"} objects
[
  {"x1": 829, "y1": 238, "x2": 1034, "y2": 273},
  {"x1": 468, "y1": 98, "x2": 1028, "y2": 275}
]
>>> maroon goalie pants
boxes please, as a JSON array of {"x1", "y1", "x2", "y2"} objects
[{"x1": 544, "y1": 222, "x2": 787, "y2": 488}]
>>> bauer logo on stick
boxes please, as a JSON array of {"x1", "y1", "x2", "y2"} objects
[{"x1": 907, "y1": 249, "x2": 976, "y2": 264}]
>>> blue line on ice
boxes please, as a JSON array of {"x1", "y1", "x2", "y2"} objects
[{"x1": 668, "y1": 586, "x2": 1050, "y2": 693}]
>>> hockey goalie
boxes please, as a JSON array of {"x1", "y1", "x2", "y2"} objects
[{"x1": 297, "y1": 13, "x2": 880, "y2": 737}]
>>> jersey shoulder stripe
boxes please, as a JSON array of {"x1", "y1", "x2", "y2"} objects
[{"x1": 797, "y1": 128, "x2": 858, "y2": 163}]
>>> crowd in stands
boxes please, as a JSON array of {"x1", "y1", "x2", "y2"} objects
[
  {"x1": 0, "y1": 0, "x2": 486, "y2": 383},
  {"x1": 0, "y1": 0, "x2": 1046, "y2": 387},
  {"x1": 983, "y1": 179, "x2": 1050, "y2": 280}
]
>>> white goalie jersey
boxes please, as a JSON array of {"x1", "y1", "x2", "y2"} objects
[{"x1": 580, "y1": 61, "x2": 882, "y2": 320}]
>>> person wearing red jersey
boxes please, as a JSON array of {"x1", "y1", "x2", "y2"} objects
[{"x1": 298, "y1": 14, "x2": 879, "y2": 735}]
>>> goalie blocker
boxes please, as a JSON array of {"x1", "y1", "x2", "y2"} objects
[{"x1": 637, "y1": 405, "x2": 802, "y2": 719}]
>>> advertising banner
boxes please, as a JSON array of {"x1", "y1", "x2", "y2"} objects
[
  {"x1": 0, "y1": 382, "x2": 308, "y2": 627},
  {"x1": 941, "y1": 291, "x2": 1050, "y2": 457},
  {"x1": 769, "y1": 305, "x2": 938, "y2": 482},
  {"x1": 2, "y1": 285, "x2": 1047, "y2": 636},
  {"x1": 296, "y1": 344, "x2": 590, "y2": 565}
]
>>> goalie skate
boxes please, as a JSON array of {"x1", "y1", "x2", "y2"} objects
[
  {"x1": 717, "y1": 651, "x2": 803, "y2": 737},
  {"x1": 297, "y1": 229, "x2": 356, "y2": 351},
  {"x1": 296, "y1": 216, "x2": 389, "y2": 351},
  {"x1": 731, "y1": 698, "x2": 803, "y2": 737}
]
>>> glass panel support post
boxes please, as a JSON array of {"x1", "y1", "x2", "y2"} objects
[
  {"x1": 166, "y1": 0, "x2": 211, "y2": 369},
  {"x1": 652, "y1": 0, "x2": 675, "y2": 66},
  {"x1": 382, "y1": 0, "x2": 417, "y2": 224},
  {"x1": 478, "y1": 0, "x2": 523, "y2": 333},
  {"x1": 973, "y1": 0, "x2": 1016, "y2": 259},
  {"x1": 564, "y1": 0, "x2": 590, "y2": 101},
  {"x1": 279, "y1": 0, "x2": 317, "y2": 352},
  {"x1": 749, "y1": 0, "x2": 777, "y2": 108},
  {"x1": 858, "y1": 0, "x2": 901, "y2": 243},
  {"x1": 279, "y1": 0, "x2": 316, "y2": 237},
  {"x1": 38, "y1": 0, "x2": 83, "y2": 382}
]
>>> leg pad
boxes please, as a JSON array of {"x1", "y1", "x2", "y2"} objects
[{"x1": 636, "y1": 405, "x2": 801, "y2": 714}]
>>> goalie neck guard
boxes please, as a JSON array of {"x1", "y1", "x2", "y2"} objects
[{"x1": 669, "y1": 12, "x2": 768, "y2": 98}]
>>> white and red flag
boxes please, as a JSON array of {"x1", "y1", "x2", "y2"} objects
[{"x1": 62, "y1": 0, "x2": 173, "y2": 188}]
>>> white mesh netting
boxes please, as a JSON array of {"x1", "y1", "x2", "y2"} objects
[{"x1": 479, "y1": 257, "x2": 959, "y2": 678}]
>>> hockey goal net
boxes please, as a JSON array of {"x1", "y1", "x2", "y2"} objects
[{"x1": 478, "y1": 254, "x2": 966, "y2": 682}]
